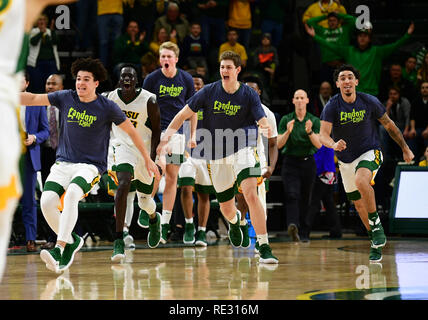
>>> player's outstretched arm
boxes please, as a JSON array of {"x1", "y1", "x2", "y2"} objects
[
  {"x1": 378, "y1": 113, "x2": 414, "y2": 163},
  {"x1": 20, "y1": 92, "x2": 50, "y2": 106},
  {"x1": 147, "y1": 96, "x2": 161, "y2": 162},
  {"x1": 156, "y1": 105, "x2": 195, "y2": 156}
]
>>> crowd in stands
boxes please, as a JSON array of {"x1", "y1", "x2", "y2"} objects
[{"x1": 12, "y1": 0, "x2": 428, "y2": 248}]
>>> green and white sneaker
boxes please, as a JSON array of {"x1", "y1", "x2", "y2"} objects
[
  {"x1": 59, "y1": 232, "x2": 84, "y2": 271},
  {"x1": 137, "y1": 209, "x2": 149, "y2": 229},
  {"x1": 258, "y1": 243, "x2": 279, "y2": 264},
  {"x1": 228, "y1": 211, "x2": 243, "y2": 248},
  {"x1": 369, "y1": 246, "x2": 382, "y2": 263},
  {"x1": 183, "y1": 223, "x2": 195, "y2": 244},
  {"x1": 240, "y1": 222, "x2": 250, "y2": 249},
  {"x1": 370, "y1": 224, "x2": 387, "y2": 248},
  {"x1": 40, "y1": 246, "x2": 62, "y2": 273},
  {"x1": 195, "y1": 230, "x2": 207, "y2": 247},
  {"x1": 111, "y1": 239, "x2": 125, "y2": 262},
  {"x1": 148, "y1": 212, "x2": 161, "y2": 248},
  {"x1": 160, "y1": 223, "x2": 170, "y2": 244},
  {"x1": 123, "y1": 231, "x2": 135, "y2": 249},
  {"x1": 254, "y1": 241, "x2": 260, "y2": 255}
]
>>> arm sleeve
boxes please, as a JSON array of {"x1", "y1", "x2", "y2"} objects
[
  {"x1": 378, "y1": 33, "x2": 411, "y2": 59},
  {"x1": 187, "y1": 88, "x2": 206, "y2": 112},
  {"x1": 320, "y1": 101, "x2": 335, "y2": 123},
  {"x1": 249, "y1": 91, "x2": 266, "y2": 121},
  {"x1": 313, "y1": 117, "x2": 321, "y2": 134},
  {"x1": 109, "y1": 100, "x2": 127, "y2": 126},
  {"x1": 47, "y1": 90, "x2": 66, "y2": 111}
]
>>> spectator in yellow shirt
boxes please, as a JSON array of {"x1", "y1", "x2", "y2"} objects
[
  {"x1": 219, "y1": 28, "x2": 248, "y2": 67},
  {"x1": 419, "y1": 146, "x2": 428, "y2": 167},
  {"x1": 227, "y1": 0, "x2": 254, "y2": 50},
  {"x1": 302, "y1": 0, "x2": 347, "y2": 29}
]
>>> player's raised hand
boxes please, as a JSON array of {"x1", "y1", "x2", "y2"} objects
[{"x1": 305, "y1": 23, "x2": 315, "y2": 37}]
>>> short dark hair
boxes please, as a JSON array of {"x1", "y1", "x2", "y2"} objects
[
  {"x1": 333, "y1": 64, "x2": 361, "y2": 82},
  {"x1": 192, "y1": 72, "x2": 206, "y2": 83},
  {"x1": 219, "y1": 50, "x2": 242, "y2": 68},
  {"x1": 242, "y1": 75, "x2": 263, "y2": 93},
  {"x1": 71, "y1": 57, "x2": 108, "y2": 82},
  {"x1": 389, "y1": 85, "x2": 401, "y2": 95}
]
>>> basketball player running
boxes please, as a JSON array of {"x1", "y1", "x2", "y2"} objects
[
  {"x1": 177, "y1": 73, "x2": 214, "y2": 246},
  {"x1": 0, "y1": 0, "x2": 77, "y2": 282},
  {"x1": 157, "y1": 51, "x2": 278, "y2": 264},
  {"x1": 143, "y1": 41, "x2": 195, "y2": 243},
  {"x1": 319, "y1": 64, "x2": 414, "y2": 262},
  {"x1": 236, "y1": 77, "x2": 278, "y2": 251},
  {"x1": 106, "y1": 66, "x2": 162, "y2": 261},
  {"x1": 20, "y1": 58, "x2": 160, "y2": 273}
]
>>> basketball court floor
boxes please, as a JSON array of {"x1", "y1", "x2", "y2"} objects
[{"x1": 2, "y1": 233, "x2": 428, "y2": 301}]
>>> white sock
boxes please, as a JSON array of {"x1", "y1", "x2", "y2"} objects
[
  {"x1": 228, "y1": 212, "x2": 238, "y2": 224},
  {"x1": 198, "y1": 226, "x2": 206, "y2": 232},
  {"x1": 257, "y1": 234, "x2": 269, "y2": 246},
  {"x1": 58, "y1": 184, "x2": 83, "y2": 244},
  {"x1": 161, "y1": 210, "x2": 172, "y2": 224},
  {"x1": 240, "y1": 218, "x2": 247, "y2": 226},
  {"x1": 185, "y1": 217, "x2": 193, "y2": 224},
  {"x1": 125, "y1": 191, "x2": 136, "y2": 227}
]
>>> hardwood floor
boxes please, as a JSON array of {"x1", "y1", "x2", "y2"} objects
[{"x1": 2, "y1": 234, "x2": 428, "y2": 301}]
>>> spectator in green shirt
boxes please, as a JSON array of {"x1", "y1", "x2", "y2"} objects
[
  {"x1": 113, "y1": 20, "x2": 149, "y2": 81},
  {"x1": 402, "y1": 55, "x2": 418, "y2": 87},
  {"x1": 306, "y1": 12, "x2": 356, "y2": 85},
  {"x1": 277, "y1": 89, "x2": 322, "y2": 242},
  {"x1": 305, "y1": 21, "x2": 415, "y2": 97}
]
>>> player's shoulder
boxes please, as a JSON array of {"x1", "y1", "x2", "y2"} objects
[
  {"x1": 357, "y1": 91, "x2": 380, "y2": 104},
  {"x1": 179, "y1": 68, "x2": 194, "y2": 80},
  {"x1": 143, "y1": 68, "x2": 161, "y2": 81},
  {"x1": 261, "y1": 103, "x2": 274, "y2": 116},
  {"x1": 98, "y1": 91, "x2": 119, "y2": 107}
]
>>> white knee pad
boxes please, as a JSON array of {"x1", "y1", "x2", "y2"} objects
[{"x1": 138, "y1": 194, "x2": 156, "y2": 215}]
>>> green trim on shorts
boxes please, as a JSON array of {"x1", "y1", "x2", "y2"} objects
[
  {"x1": 215, "y1": 186, "x2": 236, "y2": 203},
  {"x1": 113, "y1": 163, "x2": 134, "y2": 175},
  {"x1": 71, "y1": 175, "x2": 100, "y2": 194},
  {"x1": 347, "y1": 190, "x2": 362, "y2": 201},
  {"x1": 108, "y1": 176, "x2": 118, "y2": 191},
  {"x1": 178, "y1": 177, "x2": 195, "y2": 188},
  {"x1": 129, "y1": 180, "x2": 137, "y2": 192},
  {"x1": 265, "y1": 179, "x2": 269, "y2": 192},
  {"x1": 43, "y1": 181, "x2": 65, "y2": 197},
  {"x1": 355, "y1": 149, "x2": 383, "y2": 173},
  {"x1": 133, "y1": 179, "x2": 154, "y2": 194},
  {"x1": 195, "y1": 184, "x2": 216, "y2": 194},
  {"x1": 166, "y1": 153, "x2": 185, "y2": 165},
  {"x1": 236, "y1": 162, "x2": 261, "y2": 189}
]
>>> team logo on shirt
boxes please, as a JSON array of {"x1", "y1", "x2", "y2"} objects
[
  {"x1": 123, "y1": 110, "x2": 139, "y2": 128},
  {"x1": 159, "y1": 84, "x2": 184, "y2": 97},
  {"x1": 213, "y1": 100, "x2": 241, "y2": 116},
  {"x1": 340, "y1": 108, "x2": 366, "y2": 124},
  {"x1": 67, "y1": 107, "x2": 97, "y2": 127}
]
